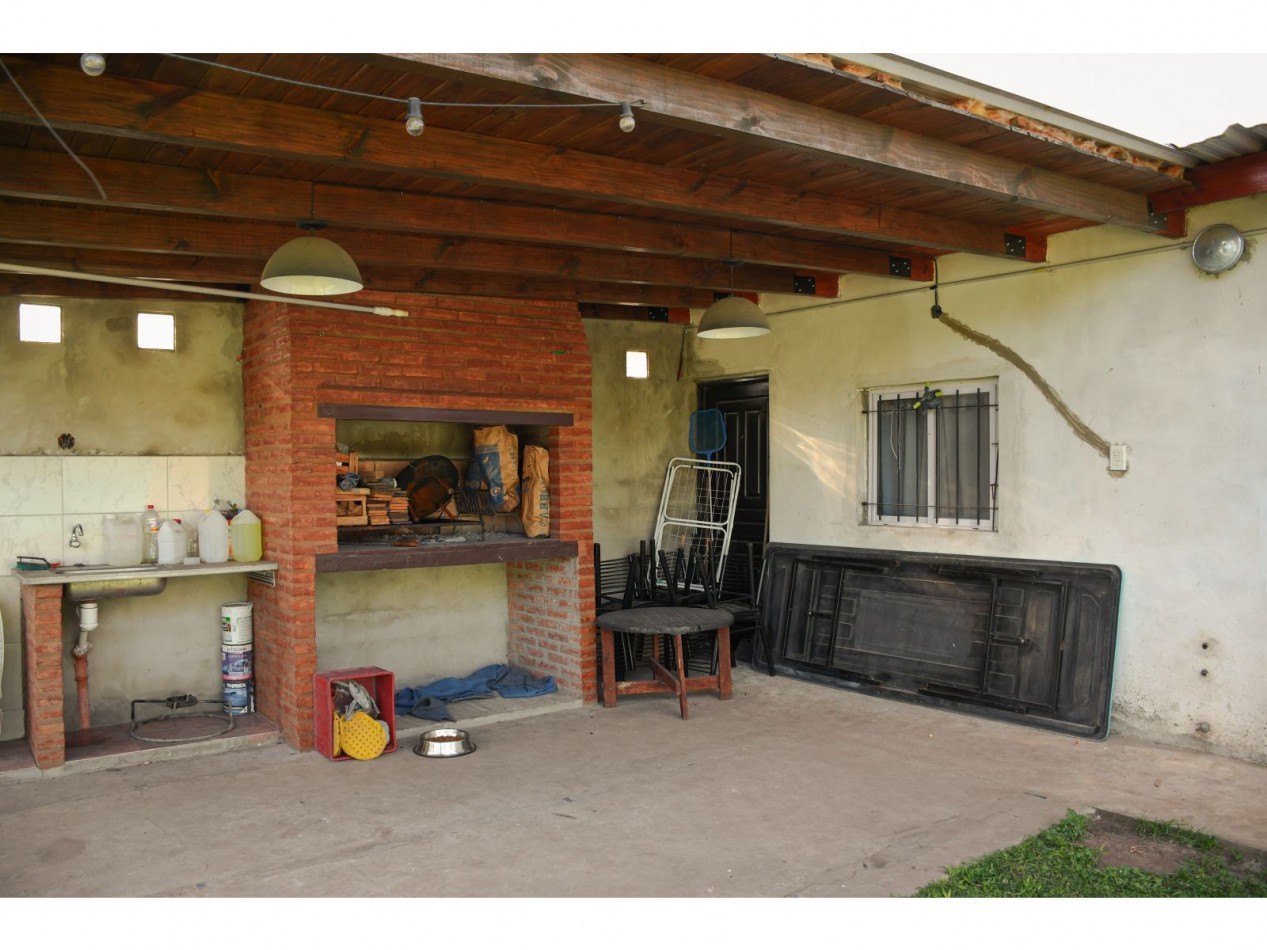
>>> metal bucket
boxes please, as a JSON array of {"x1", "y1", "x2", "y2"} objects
[{"x1": 221, "y1": 602, "x2": 253, "y2": 645}]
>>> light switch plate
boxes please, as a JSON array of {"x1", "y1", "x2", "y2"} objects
[{"x1": 1109, "y1": 443, "x2": 1128, "y2": 472}]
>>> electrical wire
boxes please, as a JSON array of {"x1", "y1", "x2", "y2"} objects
[
  {"x1": 164, "y1": 54, "x2": 645, "y2": 111},
  {"x1": 0, "y1": 56, "x2": 107, "y2": 201}
]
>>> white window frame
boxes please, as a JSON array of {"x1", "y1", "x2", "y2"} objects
[{"x1": 866, "y1": 378, "x2": 999, "y2": 530}]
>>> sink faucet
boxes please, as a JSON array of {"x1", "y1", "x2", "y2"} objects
[{"x1": 69, "y1": 524, "x2": 83, "y2": 548}]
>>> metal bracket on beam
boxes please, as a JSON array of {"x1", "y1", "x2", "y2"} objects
[
  {"x1": 1148, "y1": 210, "x2": 1171, "y2": 230},
  {"x1": 647, "y1": 307, "x2": 669, "y2": 322},
  {"x1": 889, "y1": 256, "x2": 913, "y2": 278},
  {"x1": 1003, "y1": 233, "x2": 1027, "y2": 258},
  {"x1": 792, "y1": 274, "x2": 817, "y2": 295}
]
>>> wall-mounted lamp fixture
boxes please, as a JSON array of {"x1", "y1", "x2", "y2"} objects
[
  {"x1": 79, "y1": 54, "x2": 106, "y2": 77},
  {"x1": 1191, "y1": 223, "x2": 1246, "y2": 274},
  {"x1": 618, "y1": 101, "x2": 636, "y2": 133},
  {"x1": 261, "y1": 220, "x2": 363, "y2": 296}
]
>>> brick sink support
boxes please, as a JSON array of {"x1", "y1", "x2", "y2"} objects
[{"x1": 242, "y1": 291, "x2": 596, "y2": 751}]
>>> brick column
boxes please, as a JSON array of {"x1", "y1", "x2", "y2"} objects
[
  {"x1": 22, "y1": 584, "x2": 66, "y2": 769},
  {"x1": 242, "y1": 301, "x2": 334, "y2": 751}
]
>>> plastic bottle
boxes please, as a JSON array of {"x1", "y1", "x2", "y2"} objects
[
  {"x1": 230, "y1": 509, "x2": 263, "y2": 563},
  {"x1": 142, "y1": 504, "x2": 162, "y2": 564},
  {"x1": 199, "y1": 509, "x2": 230, "y2": 564},
  {"x1": 157, "y1": 519, "x2": 186, "y2": 565},
  {"x1": 104, "y1": 513, "x2": 144, "y2": 566}
]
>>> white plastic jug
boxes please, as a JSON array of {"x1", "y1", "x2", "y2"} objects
[
  {"x1": 104, "y1": 513, "x2": 143, "y2": 566},
  {"x1": 199, "y1": 509, "x2": 230, "y2": 564},
  {"x1": 157, "y1": 520, "x2": 186, "y2": 565},
  {"x1": 230, "y1": 509, "x2": 263, "y2": 563}
]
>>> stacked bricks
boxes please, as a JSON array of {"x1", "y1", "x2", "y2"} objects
[
  {"x1": 242, "y1": 290, "x2": 594, "y2": 751},
  {"x1": 21, "y1": 584, "x2": 66, "y2": 769}
]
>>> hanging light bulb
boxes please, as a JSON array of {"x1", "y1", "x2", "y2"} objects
[
  {"x1": 80, "y1": 54, "x2": 106, "y2": 77},
  {"x1": 405, "y1": 97, "x2": 425, "y2": 137},
  {"x1": 618, "y1": 101, "x2": 635, "y2": 133}
]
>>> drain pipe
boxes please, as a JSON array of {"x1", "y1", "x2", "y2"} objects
[{"x1": 72, "y1": 601, "x2": 98, "y2": 730}]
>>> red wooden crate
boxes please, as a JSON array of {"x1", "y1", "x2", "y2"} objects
[{"x1": 313, "y1": 666, "x2": 397, "y2": 761}]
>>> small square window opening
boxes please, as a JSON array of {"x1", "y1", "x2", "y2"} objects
[
  {"x1": 137, "y1": 312, "x2": 176, "y2": 350},
  {"x1": 18, "y1": 303, "x2": 62, "y2": 343},
  {"x1": 625, "y1": 350, "x2": 649, "y2": 379}
]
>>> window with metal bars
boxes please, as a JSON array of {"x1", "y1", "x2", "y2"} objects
[{"x1": 864, "y1": 380, "x2": 998, "y2": 529}]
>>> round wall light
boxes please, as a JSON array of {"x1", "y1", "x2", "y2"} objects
[{"x1": 1191, "y1": 223, "x2": 1246, "y2": 274}]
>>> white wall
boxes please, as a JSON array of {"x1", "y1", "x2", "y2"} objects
[{"x1": 689, "y1": 194, "x2": 1267, "y2": 764}]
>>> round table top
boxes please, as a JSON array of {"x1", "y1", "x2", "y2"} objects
[{"x1": 597, "y1": 605, "x2": 734, "y2": 635}]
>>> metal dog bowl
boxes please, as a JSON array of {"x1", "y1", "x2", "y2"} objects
[{"x1": 413, "y1": 727, "x2": 476, "y2": 758}]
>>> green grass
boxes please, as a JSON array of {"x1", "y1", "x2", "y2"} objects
[{"x1": 915, "y1": 810, "x2": 1267, "y2": 897}]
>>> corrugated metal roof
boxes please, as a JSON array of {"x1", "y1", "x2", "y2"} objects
[{"x1": 1177, "y1": 124, "x2": 1267, "y2": 164}]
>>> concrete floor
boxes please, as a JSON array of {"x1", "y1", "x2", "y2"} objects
[{"x1": 2, "y1": 666, "x2": 1264, "y2": 901}]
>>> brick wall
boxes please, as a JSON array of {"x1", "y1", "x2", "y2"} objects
[
  {"x1": 21, "y1": 584, "x2": 66, "y2": 768},
  {"x1": 243, "y1": 291, "x2": 594, "y2": 750}
]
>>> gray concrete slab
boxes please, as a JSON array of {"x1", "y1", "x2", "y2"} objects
[{"x1": 2, "y1": 667, "x2": 1264, "y2": 901}]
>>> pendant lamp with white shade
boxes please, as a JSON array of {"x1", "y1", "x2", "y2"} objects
[
  {"x1": 696, "y1": 235, "x2": 770, "y2": 339},
  {"x1": 260, "y1": 221, "x2": 364, "y2": 296}
]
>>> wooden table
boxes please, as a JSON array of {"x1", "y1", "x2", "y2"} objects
[{"x1": 597, "y1": 606, "x2": 734, "y2": 719}]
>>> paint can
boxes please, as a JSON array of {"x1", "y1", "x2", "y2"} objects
[
  {"x1": 221, "y1": 602, "x2": 253, "y2": 645},
  {"x1": 221, "y1": 643, "x2": 254, "y2": 679},
  {"x1": 223, "y1": 680, "x2": 252, "y2": 716}
]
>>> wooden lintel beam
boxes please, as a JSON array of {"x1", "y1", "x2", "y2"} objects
[
  {"x1": 0, "y1": 147, "x2": 933, "y2": 279},
  {"x1": 0, "y1": 199, "x2": 834, "y2": 296},
  {"x1": 0, "y1": 58, "x2": 1034, "y2": 258},
  {"x1": 578, "y1": 304, "x2": 692, "y2": 323},
  {"x1": 387, "y1": 53, "x2": 1162, "y2": 233}
]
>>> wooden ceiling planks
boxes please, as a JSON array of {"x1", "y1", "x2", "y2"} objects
[{"x1": 0, "y1": 51, "x2": 1239, "y2": 311}]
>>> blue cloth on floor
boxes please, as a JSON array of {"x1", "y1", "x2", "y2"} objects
[{"x1": 395, "y1": 663, "x2": 556, "y2": 721}]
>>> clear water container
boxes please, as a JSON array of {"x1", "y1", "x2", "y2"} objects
[
  {"x1": 230, "y1": 509, "x2": 263, "y2": 563},
  {"x1": 142, "y1": 504, "x2": 162, "y2": 564},
  {"x1": 104, "y1": 513, "x2": 143, "y2": 566}
]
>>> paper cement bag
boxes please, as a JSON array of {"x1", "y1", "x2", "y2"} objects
[
  {"x1": 520, "y1": 445, "x2": 550, "y2": 538},
  {"x1": 473, "y1": 425, "x2": 520, "y2": 512}
]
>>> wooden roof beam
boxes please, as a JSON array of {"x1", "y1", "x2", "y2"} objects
[
  {"x1": 0, "y1": 147, "x2": 936, "y2": 280},
  {"x1": 0, "y1": 58, "x2": 1039, "y2": 260},
  {"x1": 385, "y1": 53, "x2": 1168, "y2": 234},
  {"x1": 0, "y1": 199, "x2": 844, "y2": 296}
]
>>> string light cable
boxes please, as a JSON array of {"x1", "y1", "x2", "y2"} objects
[{"x1": 161, "y1": 53, "x2": 645, "y2": 134}]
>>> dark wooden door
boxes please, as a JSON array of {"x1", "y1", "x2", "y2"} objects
[{"x1": 699, "y1": 377, "x2": 769, "y2": 552}]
